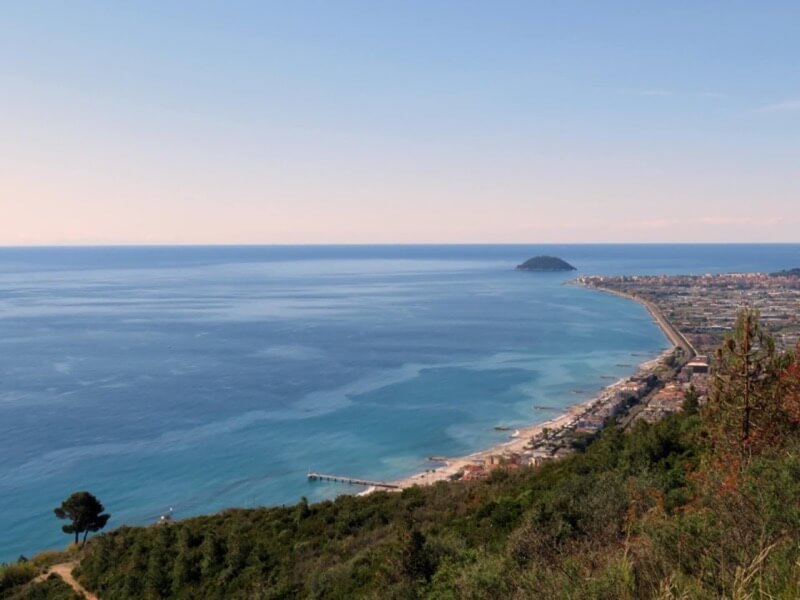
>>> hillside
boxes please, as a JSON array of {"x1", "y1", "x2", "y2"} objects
[{"x1": 4, "y1": 311, "x2": 800, "y2": 599}]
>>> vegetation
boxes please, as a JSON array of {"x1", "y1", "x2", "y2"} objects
[
  {"x1": 8, "y1": 575, "x2": 83, "y2": 600},
  {"x1": 54, "y1": 492, "x2": 110, "y2": 546},
  {"x1": 707, "y1": 308, "x2": 796, "y2": 465},
  {"x1": 0, "y1": 562, "x2": 81, "y2": 600},
  {"x1": 4, "y1": 309, "x2": 800, "y2": 598},
  {"x1": 1, "y1": 562, "x2": 37, "y2": 597},
  {"x1": 515, "y1": 256, "x2": 576, "y2": 271}
]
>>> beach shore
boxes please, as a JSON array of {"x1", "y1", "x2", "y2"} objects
[
  {"x1": 580, "y1": 280, "x2": 697, "y2": 358},
  {"x1": 385, "y1": 283, "x2": 679, "y2": 491},
  {"x1": 390, "y1": 404, "x2": 582, "y2": 489}
]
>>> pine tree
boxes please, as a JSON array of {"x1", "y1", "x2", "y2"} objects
[
  {"x1": 144, "y1": 527, "x2": 172, "y2": 599},
  {"x1": 172, "y1": 527, "x2": 196, "y2": 593},
  {"x1": 53, "y1": 491, "x2": 110, "y2": 545},
  {"x1": 122, "y1": 539, "x2": 148, "y2": 598},
  {"x1": 707, "y1": 308, "x2": 786, "y2": 466},
  {"x1": 682, "y1": 384, "x2": 700, "y2": 415},
  {"x1": 221, "y1": 527, "x2": 251, "y2": 583},
  {"x1": 401, "y1": 529, "x2": 434, "y2": 582},
  {"x1": 200, "y1": 532, "x2": 225, "y2": 580}
]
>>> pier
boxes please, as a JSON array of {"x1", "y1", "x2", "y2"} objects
[{"x1": 307, "y1": 472, "x2": 399, "y2": 489}]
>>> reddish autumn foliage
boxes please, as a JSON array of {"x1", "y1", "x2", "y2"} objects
[{"x1": 781, "y1": 345, "x2": 800, "y2": 425}]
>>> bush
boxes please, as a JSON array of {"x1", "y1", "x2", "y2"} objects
[{"x1": 0, "y1": 561, "x2": 37, "y2": 595}]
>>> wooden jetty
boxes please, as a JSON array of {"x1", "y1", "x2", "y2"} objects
[{"x1": 307, "y1": 472, "x2": 399, "y2": 489}]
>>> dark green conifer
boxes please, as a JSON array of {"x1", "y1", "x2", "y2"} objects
[{"x1": 53, "y1": 491, "x2": 110, "y2": 545}]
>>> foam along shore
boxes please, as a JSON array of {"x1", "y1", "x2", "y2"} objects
[
  {"x1": 384, "y1": 284, "x2": 680, "y2": 491},
  {"x1": 390, "y1": 407, "x2": 580, "y2": 489}
]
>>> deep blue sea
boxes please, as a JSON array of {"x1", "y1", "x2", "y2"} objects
[{"x1": 1, "y1": 244, "x2": 798, "y2": 561}]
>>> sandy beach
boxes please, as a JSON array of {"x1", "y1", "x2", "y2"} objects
[
  {"x1": 387, "y1": 362, "x2": 667, "y2": 489},
  {"x1": 390, "y1": 409, "x2": 578, "y2": 489}
]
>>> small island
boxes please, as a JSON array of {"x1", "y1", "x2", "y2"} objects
[{"x1": 516, "y1": 256, "x2": 576, "y2": 272}]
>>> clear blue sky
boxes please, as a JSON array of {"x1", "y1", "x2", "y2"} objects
[{"x1": 2, "y1": 1, "x2": 799, "y2": 243}]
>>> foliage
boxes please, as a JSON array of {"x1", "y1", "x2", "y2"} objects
[
  {"x1": 0, "y1": 562, "x2": 37, "y2": 597},
  {"x1": 7, "y1": 574, "x2": 82, "y2": 600},
  {"x1": 53, "y1": 492, "x2": 110, "y2": 546},
  {"x1": 1, "y1": 551, "x2": 76, "y2": 599},
  {"x1": 706, "y1": 307, "x2": 794, "y2": 466},
  {"x1": 681, "y1": 385, "x2": 699, "y2": 416}
]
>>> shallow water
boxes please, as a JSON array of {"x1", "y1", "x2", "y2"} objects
[{"x1": 1, "y1": 244, "x2": 797, "y2": 560}]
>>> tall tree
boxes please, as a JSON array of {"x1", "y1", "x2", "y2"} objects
[
  {"x1": 199, "y1": 532, "x2": 224, "y2": 579},
  {"x1": 54, "y1": 491, "x2": 110, "y2": 545},
  {"x1": 171, "y1": 527, "x2": 196, "y2": 593},
  {"x1": 706, "y1": 308, "x2": 787, "y2": 466},
  {"x1": 401, "y1": 529, "x2": 434, "y2": 582},
  {"x1": 682, "y1": 384, "x2": 700, "y2": 416}
]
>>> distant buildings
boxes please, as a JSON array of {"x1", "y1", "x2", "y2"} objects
[
  {"x1": 634, "y1": 382, "x2": 686, "y2": 423},
  {"x1": 686, "y1": 356, "x2": 709, "y2": 374},
  {"x1": 579, "y1": 273, "x2": 800, "y2": 353}
]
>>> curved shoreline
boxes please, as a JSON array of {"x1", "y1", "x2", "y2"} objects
[
  {"x1": 581, "y1": 281, "x2": 696, "y2": 358},
  {"x1": 385, "y1": 280, "x2": 681, "y2": 491}
]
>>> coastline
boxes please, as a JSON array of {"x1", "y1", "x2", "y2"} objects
[
  {"x1": 385, "y1": 280, "x2": 680, "y2": 491},
  {"x1": 580, "y1": 281, "x2": 697, "y2": 358}
]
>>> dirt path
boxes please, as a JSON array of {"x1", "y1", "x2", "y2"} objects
[{"x1": 35, "y1": 562, "x2": 98, "y2": 600}]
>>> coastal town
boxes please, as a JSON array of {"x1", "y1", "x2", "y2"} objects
[
  {"x1": 579, "y1": 272, "x2": 800, "y2": 353},
  {"x1": 382, "y1": 270, "x2": 800, "y2": 487}
]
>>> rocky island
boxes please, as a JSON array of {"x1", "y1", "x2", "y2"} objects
[{"x1": 516, "y1": 255, "x2": 576, "y2": 272}]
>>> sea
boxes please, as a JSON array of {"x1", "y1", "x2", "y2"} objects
[{"x1": 1, "y1": 244, "x2": 798, "y2": 561}]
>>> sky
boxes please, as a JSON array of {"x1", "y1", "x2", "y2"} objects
[{"x1": 2, "y1": 1, "x2": 799, "y2": 244}]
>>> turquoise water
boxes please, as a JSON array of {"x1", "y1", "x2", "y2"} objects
[{"x1": 1, "y1": 244, "x2": 798, "y2": 560}]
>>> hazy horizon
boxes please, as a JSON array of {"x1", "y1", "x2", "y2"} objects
[
  {"x1": 3, "y1": 242, "x2": 800, "y2": 249},
  {"x1": 3, "y1": 2, "x2": 800, "y2": 245}
]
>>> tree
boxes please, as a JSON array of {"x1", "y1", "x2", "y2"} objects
[
  {"x1": 401, "y1": 529, "x2": 434, "y2": 582},
  {"x1": 295, "y1": 496, "x2": 311, "y2": 524},
  {"x1": 780, "y1": 345, "x2": 800, "y2": 427},
  {"x1": 706, "y1": 308, "x2": 787, "y2": 467},
  {"x1": 171, "y1": 527, "x2": 196, "y2": 593},
  {"x1": 144, "y1": 526, "x2": 172, "y2": 599},
  {"x1": 682, "y1": 385, "x2": 700, "y2": 416},
  {"x1": 54, "y1": 491, "x2": 110, "y2": 545},
  {"x1": 200, "y1": 532, "x2": 224, "y2": 579}
]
